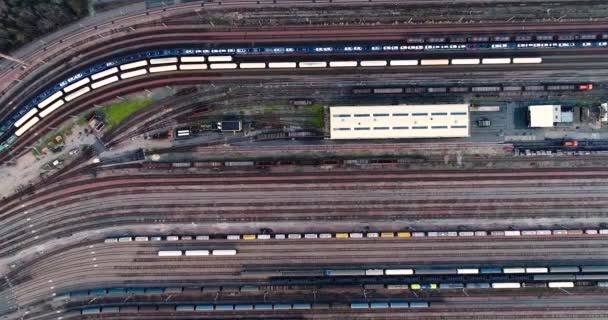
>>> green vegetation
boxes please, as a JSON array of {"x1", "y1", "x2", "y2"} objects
[
  {"x1": 307, "y1": 105, "x2": 324, "y2": 128},
  {"x1": 100, "y1": 98, "x2": 153, "y2": 130}
]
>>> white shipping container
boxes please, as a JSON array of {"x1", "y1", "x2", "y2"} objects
[
  {"x1": 91, "y1": 76, "x2": 119, "y2": 89},
  {"x1": 149, "y1": 65, "x2": 178, "y2": 73},
  {"x1": 227, "y1": 235, "x2": 241, "y2": 240},
  {"x1": 458, "y1": 231, "x2": 475, "y2": 237},
  {"x1": 185, "y1": 250, "x2": 210, "y2": 256},
  {"x1": 329, "y1": 61, "x2": 358, "y2": 67},
  {"x1": 166, "y1": 236, "x2": 179, "y2": 241},
  {"x1": 288, "y1": 233, "x2": 302, "y2": 239},
  {"x1": 420, "y1": 59, "x2": 449, "y2": 66},
  {"x1": 180, "y1": 56, "x2": 206, "y2": 62},
  {"x1": 15, "y1": 117, "x2": 40, "y2": 136},
  {"x1": 299, "y1": 61, "x2": 327, "y2": 68},
  {"x1": 239, "y1": 62, "x2": 266, "y2": 69},
  {"x1": 134, "y1": 237, "x2": 149, "y2": 242},
  {"x1": 599, "y1": 229, "x2": 608, "y2": 234},
  {"x1": 120, "y1": 60, "x2": 148, "y2": 70},
  {"x1": 482, "y1": 58, "x2": 511, "y2": 64},
  {"x1": 268, "y1": 62, "x2": 296, "y2": 68},
  {"x1": 536, "y1": 230, "x2": 552, "y2": 235},
  {"x1": 503, "y1": 267, "x2": 526, "y2": 274},
  {"x1": 91, "y1": 67, "x2": 119, "y2": 80},
  {"x1": 491, "y1": 282, "x2": 521, "y2": 289},
  {"x1": 64, "y1": 87, "x2": 90, "y2": 102},
  {"x1": 319, "y1": 233, "x2": 332, "y2": 239},
  {"x1": 63, "y1": 78, "x2": 91, "y2": 93},
  {"x1": 457, "y1": 268, "x2": 479, "y2": 274},
  {"x1": 212, "y1": 249, "x2": 237, "y2": 256},
  {"x1": 385, "y1": 269, "x2": 414, "y2": 275},
  {"x1": 37, "y1": 91, "x2": 64, "y2": 109},
  {"x1": 158, "y1": 250, "x2": 182, "y2": 257},
  {"x1": 512, "y1": 57, "x2": 542, "y2": 64},
  {"x1": 360, "y1": 60, "x2": 387, "y2": 67},
  {"x1": 209, "y1": 63, "x2": 238, "y2": 69},
  {"x1": 120, "y1": 69, "x2": 148, "y2": 79},
  {"x1": 585, "y1": 229, "x2": 598, "y2": 235},
  {"x1": 118, "y1": 237, "x2": 132, "y2": 242},
  {"x1": 504, "y1": 231, "x2": 521, "y2": 236},
  {"x1": 149, "y1": 57, "x2": 178, "y2": 64},
  {"x1": 179, "y1": 64, "x2": 208, "y2": 70},
  {"x1": 474, "y1": 231, "x2": 488, "y2": 236},
  {"x1": 104, "y1": 238, "x2": 118, "y2": 243},
  {"x1": 548, "y1": 282, "x2": 574, "y2": 288},
  {"x1": 451, "y1": 58, "x2": 480, "y2": 65},
  {"x1": 389, "y1": 60, "x2": 418, "y2": 66},
  {"x1": 207, "y1": 56, "x2": 232, "y2": 62},
  {"x1": 412, "y1": 232, "x2": 426, "y2": 237},
  {"x1": 521, "y1": 231, "x2": 537, "y2": 236},
  {"x1": 14, "y1": 108, "x2": 38, "y2": 127},
  {"x1": 365, "y1": 269, "x2": 384, "y2": 276},
  {"x1": 366, "y1": 232, "x2": 379, "y2": 238},
  {"x1": 275, "y1": 234, "x2": 286, "y2": 239},
  {"x1": 349, "y1": 233, "x2": 363, "y2": 238},
  {"x1": 304, "y1": 233, "x2": 318, "y2": 239},
  {"x1": 256, "y1": 234, "x2": 271, "y2": 240},
  {"x1": 526, "y1": 267, "x2": 548, "y2": 273}
]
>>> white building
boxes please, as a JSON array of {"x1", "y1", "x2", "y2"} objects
[
  {"x1": 329, "y1": 104, "x2": 469, "y2": 140},
  {"x1": 528, "y1": 105, "x2": 562, "y2": 127}
]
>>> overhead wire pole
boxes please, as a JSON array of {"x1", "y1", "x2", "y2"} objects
[{"x1": 0, "y1": 53, "x2": 28, "y2": 67}]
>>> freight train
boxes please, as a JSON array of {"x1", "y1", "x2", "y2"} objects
[{"x1": 352, "y1": 83, "x2": 593, "y2": 95}]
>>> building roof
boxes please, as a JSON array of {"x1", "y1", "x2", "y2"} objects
[
  {"x1": 528, "y1": 105, "x2": 561, "y2": 127},
  {"x1": 329, "y1": 104, "x2": 469, "y2": 140}
]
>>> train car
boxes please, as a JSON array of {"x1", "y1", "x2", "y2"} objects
[
  {"x1": 387, "y1": 284, "x2": 409, "y2": 290},
  {"x1": 293, "y1": 303, "x2": 312, "y2": 310},
  {"x1": 195, "y1": 304, "x2": 214, "y2": 311},
  {"x1": 324, "y1": 269, "x2": 365, "y2": 276},
  {"x1": 390, "y1": 301, "x2": 410, "y2": 308},
  {"x1": 81, "y1": 307, "x2": 101, "y2": 315},
  {"x1": 385, "y1": 269, "x2": 414, "y2": 275},
  {"x1": 366, "y1": 232, "x2": 379, "y2": 238},
  {"x1": 504, "y1": 231, "x2": 521, "y2": 236},
  {"x1": 575, "y1": 274, "x2": 608, "y2": 280},
  {"x1": 120, "y1": 69, "x2": 148, "y2": 79},
  {"x1": 466, "y1": 283, "x2": 491, "y2": 289},
  {"x1": 299, "y1": 61, "x2": 327, "y2": 68},
  {"x1": 373, "y1": 88, "x2": 403, "y2": 94},
  {"x1": 380, "y1": 232, "x2": 395, "y2": 238},
  {"x1": 480, "y1": 267, "x2": 502, "y2": 274},
  {"x1": 416, "y1": 267, "x2": 457, "y2": 275},
  {"x1": 410, "y1": 302, "x2": 429, "y2": 308},
  {"x1": 209, "y1": 63, "x2": 238, "y2": 69},
  {"x1": 370, "y1": 302, "x2": 390, "y2": 309},
  {"x1": 91, "y1": 76, "x2": 119, "y2": 89},
  {"x1": 235, "y1": 304, "x2": 254, "y2": 310},
  {"x1": 420, "y1": 59, "x2": 449, "y2": 66},
  {"x1": 104, "y1": 238, "x2": 118, "y2": 243},
  {"x1": 533, "y1": 274, "x2": 575, "y2": 281},
  {"x1": 390, "y1": 60, "x2": 418, "y2": 66},
  {"x1": 458, "y1": 231, "x2": 475, "y2": 237},
  {"x1": 550, "y1": 266, "x2": 580, "y2": 273},
  {"x1": 512, "y1": 57, "x2": 542, "y2": 64},
  {"x1": 181, "y1": 56, "x2": 206, "y2": 63},
  {"x1": 522, "y1": 282, "x2": 547, "y2": 288},
  {"x1": 451, "y1": 59, "x2": 480, "y2": 65},
  {"x1": 268, "y1": 62, "x2": 297, "y2": 68},
  {"x1": 288, "y1": 233, "x2": 302, "y2": 239},
  {"x1": 598, "y1": 282, "x2": 608, "y2": 287},
  {"x1": 548, "y1": 282, "x2": 574, "y2": 288},
  {"x1": 215, "y1": 304, "x2": 234, "y2": 311},
  {"x1": 158, "y1": 250, "x2": 182, "y2": 257},
  {"x1": 91, "y1": 67, "x2": 119, "y2": 80},
  {"x1": 349, "y1": 233, "x2": 364, "y2": 238},
  {"x1": 208, "y1": 56, "x2": 233, "y2": 62},
  {"x1": 491, "y1": 282, "x2": 521, "y2": 289},
  {"x1": 212, "y1": 249, "x2": 237, "y2": 256},
  {"x1": 440, "y1": 283, "x2": 464, "y2": 289},
  {"x1": 457, "y1": 268, "x2": 479, "y2": 274},
  {"x1": 257, "y1": 234, "x2": 271, "y2": 240},
  {"x1": 525, "y1": 267, "x2": 549, "y2": 273},
  {"x1": 578, "y1": 84, "x2": 593, "y2": 91},
  {"x1": 365, "y1": 269, "x2": 384, "y2": 276},
  {"x1": 503, "y1": 267, "x2": 526, "y2": 274},
  {"x1": 120, "y1": 60, "x2": 148, "y2": 70},
  {"x1": 176, "y1": 305, "x2": 195, "y2": 311},
  {"x1": 319, "y1": 233, "x2": 332, "y2": 238},
  {"x1": 150, "y1": 57, "x2": 178, "y2": 65},
  {"x1": 185, "y1": 250, "x2": 210, "y2": 256},
  {"x1": 329, "y1": 61, "x2": 358, "y2": 67},
  {"x1": 134, "y1": 236, "x2": 149, "y2": 242},
  {"x1": 149, "y1": 65, "x2": 178, "y2": 73},
  {"x1": 359, "y1": 60, "x2": 387, "y2": 67},
  {"x1": 411, "y1": 283, "x2": 437, "y2": 289},
  {"x1": 412, "y1": 232, "x2": 426, "y2": 237}
]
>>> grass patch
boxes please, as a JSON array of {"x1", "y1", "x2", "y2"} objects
[
  {"x1": 101, "y1": 98, "x2": 153, "y2": 130},
  {"x1": 307, "y1": 105, "x2": 324, "y2": 128}
]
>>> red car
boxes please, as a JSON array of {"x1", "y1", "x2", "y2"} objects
[{"x1": 578, "y1": 84, "x2": 593, "y2": 91}]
